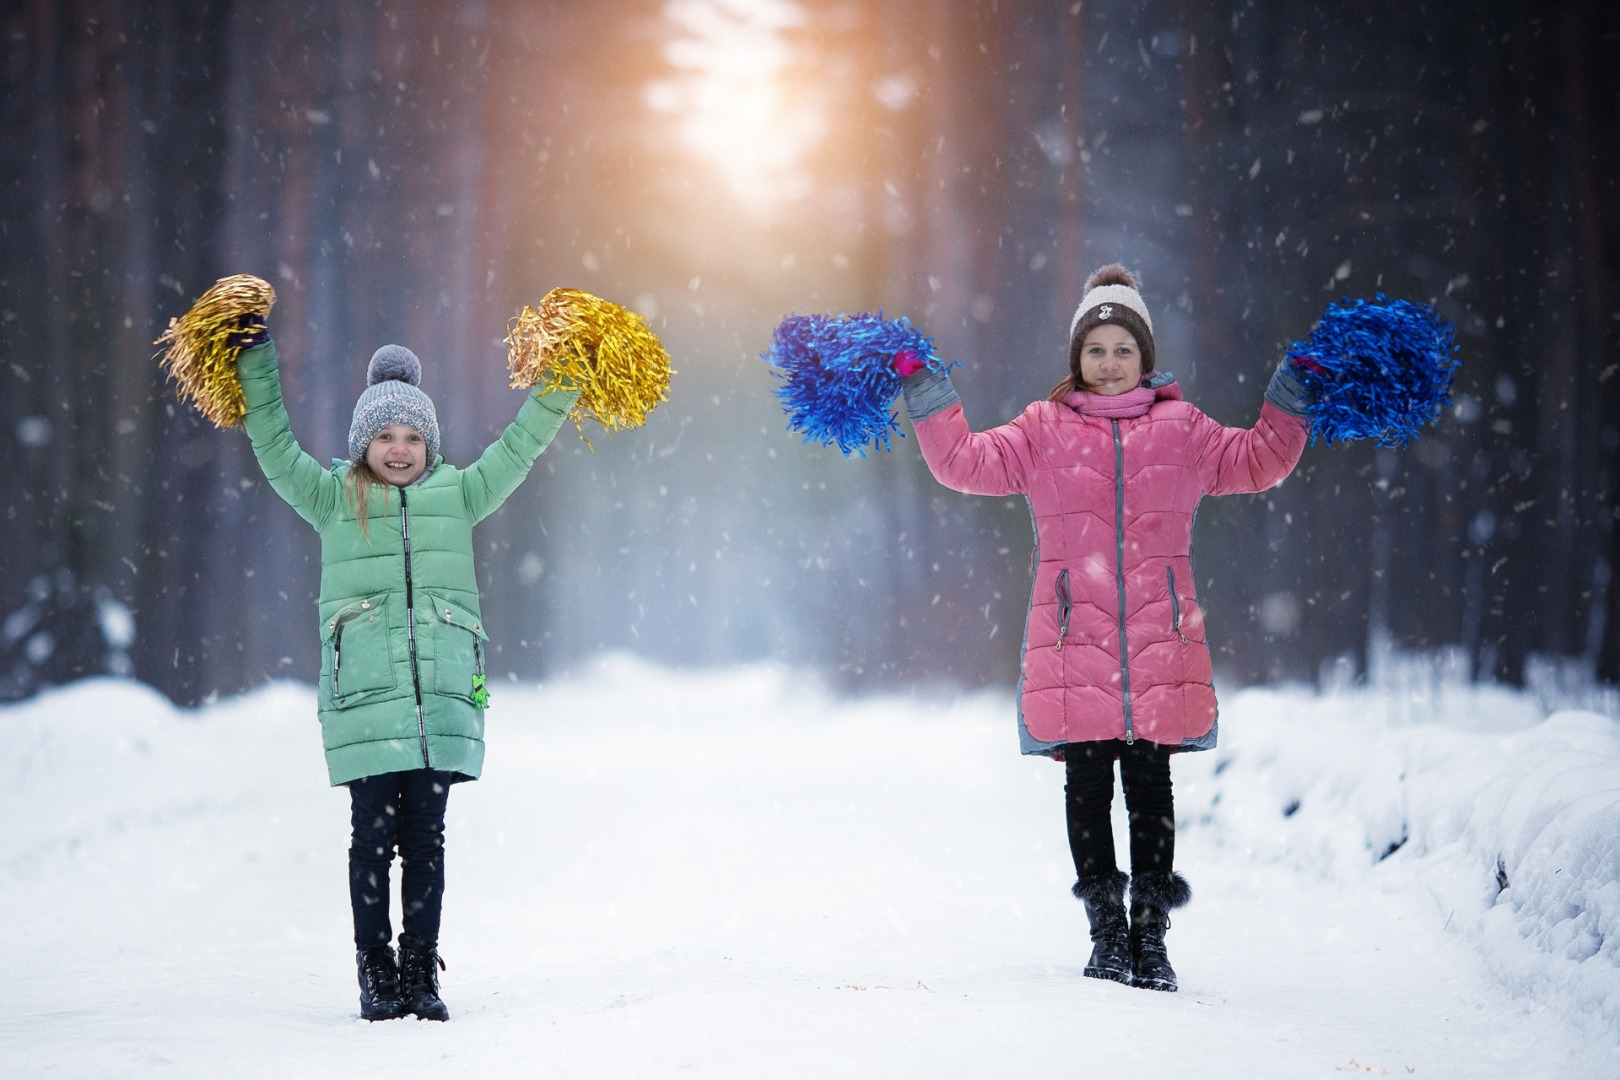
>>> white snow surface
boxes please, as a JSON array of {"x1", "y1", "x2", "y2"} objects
[{"x1": 3, "y1": 658, "x2": 1617, "y2": 1078}]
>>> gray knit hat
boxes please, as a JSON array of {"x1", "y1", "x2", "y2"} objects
[{"x1": 347, "y1": 345, "x2": 441, "y2": 464}]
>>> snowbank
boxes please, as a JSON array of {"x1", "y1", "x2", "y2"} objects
[
  {"x1": 1179, "y1": 682, "x2": 1620, "y2": 1046},
  {"x1": 2, "y1": 662, "x2": 1616, "y2": 1077}
]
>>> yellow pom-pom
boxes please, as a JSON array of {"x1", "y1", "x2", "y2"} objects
[
  {"x1": 154, "y1": 274, "x2": 277, "y2": 429},
  {"x1": 505, "y1": 288, "x2": 673, "y2": 441}
]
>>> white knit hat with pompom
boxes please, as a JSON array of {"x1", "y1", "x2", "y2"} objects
[{"x1": 1067, "y1": 264, "x2": 1157, "y2": 376}]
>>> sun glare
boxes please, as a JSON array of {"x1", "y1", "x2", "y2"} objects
[{"x1": 645, "y1": 0, "x2": 826, "y2": 219}]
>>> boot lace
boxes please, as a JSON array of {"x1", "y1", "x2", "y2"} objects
[
  {"x1": 360, "y1": 947, "x2": 400, "y2": 997},
  {"x1": 402, "y1": 946, "x2": 447, "y2": 995}
]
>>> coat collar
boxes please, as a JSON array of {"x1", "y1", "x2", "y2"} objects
[
  {"x1": 332, "y1": 454, "x2": 443, "y2": 485},
  {"x1": 1061, "y1": 372, "x2": 1181, "y2": 418}
]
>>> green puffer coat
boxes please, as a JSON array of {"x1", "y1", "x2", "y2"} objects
[{"x1": 237, "y1": 341, "x2": 578, "y2": 786}]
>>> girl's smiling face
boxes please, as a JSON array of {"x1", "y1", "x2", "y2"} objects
[
  {"x1": 364, "y1": 423, "x2": 428, "y2": 486},
  {"x1": 1078, "y1": 324, "x2": 1144, "y2": 396}
]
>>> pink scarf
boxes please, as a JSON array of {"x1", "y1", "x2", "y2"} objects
[{"x1": 1064, "y1": 383, "x2": 1158, "y2": 418}]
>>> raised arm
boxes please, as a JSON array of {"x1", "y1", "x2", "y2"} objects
[
  {"x1": 238, "y1": 341, "x2": 341, "y2": 528},
  {"x1": 903, "y1": 368, "x2": 1037, "y2": 497},
  {"x1": 460, "y1": 384, "x2": 581, "y2": 524},
  {"x1": 1194, "y1": 365, "x2": 1310, "y2": 496}
]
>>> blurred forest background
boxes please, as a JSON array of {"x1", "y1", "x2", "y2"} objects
[{"x1": 3, "y1": 0, "x2": 1618, "y2": 708}]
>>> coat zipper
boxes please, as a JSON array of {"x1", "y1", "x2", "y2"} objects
[
  {"x1": 400, "y1": 487, "x2": 430, "y2": 768},
  {"x1": 1054, "y1": 569, "x2": 1072, "y2": 651},
  {"x1": 333, "y1": 635, "x2": 342, "y2": 697},
  {"x1": 1112, "y1": 419, "x2": 1135, "y2": 744},
  {"x1": 1168, "y1": 567, "x2": 1188, "y2": 644}
]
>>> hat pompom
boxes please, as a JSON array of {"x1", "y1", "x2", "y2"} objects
[
  {"x1": 1084, "y1": 263, "x2": 1138, "y2": 291},
  {"x1": 367, "y1": 344, "x2": 421, "y2": 387}
]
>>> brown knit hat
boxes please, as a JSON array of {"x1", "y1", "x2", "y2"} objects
[{"x1": 1066, "y1": 264, "x2": 1156, "y2": 380}]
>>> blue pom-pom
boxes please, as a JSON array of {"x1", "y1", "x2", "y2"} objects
[
  {"x1": 1286, "y1": 295, "x2": 1458, "y2": 447},
  {"x1": 762, "y1": 312, "x2": 944, "y2": 456}
]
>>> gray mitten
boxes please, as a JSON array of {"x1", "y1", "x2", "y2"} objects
[
  {"x1": 900, "y1": 367, "x2": 960, "y2": 421},
  {"x1": 1264, "y1": 360, "x2": 1313, "y2": 418}
]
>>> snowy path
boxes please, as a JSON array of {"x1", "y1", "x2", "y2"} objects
[{"x1": 3, "y1": 662, "x2": 1614, "y2": 1078}]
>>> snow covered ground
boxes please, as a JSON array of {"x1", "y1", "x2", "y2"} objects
[{"x1": 3, "y1": 658, "x2": 1617, "y2": 1078}]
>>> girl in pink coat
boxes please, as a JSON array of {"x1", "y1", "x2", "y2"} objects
[{"x1": 898, "y1": 264, "x2": 1311, "y2": 991}]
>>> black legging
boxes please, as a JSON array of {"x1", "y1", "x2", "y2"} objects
[
  {"x1": 348, "y1": 768, "x2": 455, "y2": 950},
  {"x1": 1063, "y1": 740, "x2": 1175, "y2": 880}
]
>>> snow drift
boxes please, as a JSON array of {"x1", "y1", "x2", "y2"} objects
[
  {"x1": 2, "y1": 660, "x2": 1616, "y2": 1077},
  {"x1": 1176, "y1": 682, "x2": 1620, "y2": 1045}
]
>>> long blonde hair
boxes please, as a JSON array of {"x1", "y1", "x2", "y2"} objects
[{"x1": 346, "y1": 459, "x2": 392, "y2": 541}]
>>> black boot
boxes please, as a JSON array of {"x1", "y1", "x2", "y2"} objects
[
  {"x1": 1128, "y1": 871, "x2": 1191, "y2": 992},
  {"x1": 1073, "y1": 870, "x2": 1132, "y2": 984},
  {"x1": 356, "y1": 946, "x2": 405, "y2": 1021},
  {"x1": 399, "y1": 942, "x2": 450, "y2": 1021}
]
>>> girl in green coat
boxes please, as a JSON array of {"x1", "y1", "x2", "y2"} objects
[{"x1": 235, "y1": 327, "x2": 577, "y2": 1021}]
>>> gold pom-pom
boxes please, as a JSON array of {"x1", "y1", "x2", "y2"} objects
[
  {"x1": 505, "y1": 288, "x2": 673, "y2": 442},
  {"x1": 154, "y1": 274, "x2": 277, "y2": 429}
]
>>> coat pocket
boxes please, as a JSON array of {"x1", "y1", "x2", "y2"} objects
[
  {"x1": 429, "y1": 593, "x2": 491, "y2": 706},
  {"x1": 324, "y1": 594, "x2": 396, "y2": 706},
  {"x1": 1167, "y1": 567, "x2": 1188, "y2": 645},
  {"x1": 1054, "y1": 568, "x2": 1072, "y2": 651}
]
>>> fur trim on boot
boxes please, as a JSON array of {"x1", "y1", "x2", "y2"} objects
[
  {"x1": 1071, "y1": 868, "x2": 1129, "y2": 906},
  {"x1": 1129, "y1": 870, "x2": 1191, "y2": 911}
]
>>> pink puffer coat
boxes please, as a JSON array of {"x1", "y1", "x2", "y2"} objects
[{"x1": 914, "y1": 378, "x2": 1306, "y2": 753}]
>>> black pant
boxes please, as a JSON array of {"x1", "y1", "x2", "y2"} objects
[
  {"x1": 1063, "y1": 740, "x2": 1175, "y2": 880},
  {"x1": 348, "y1": 768, "x2": 454, "y2": 950}
]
